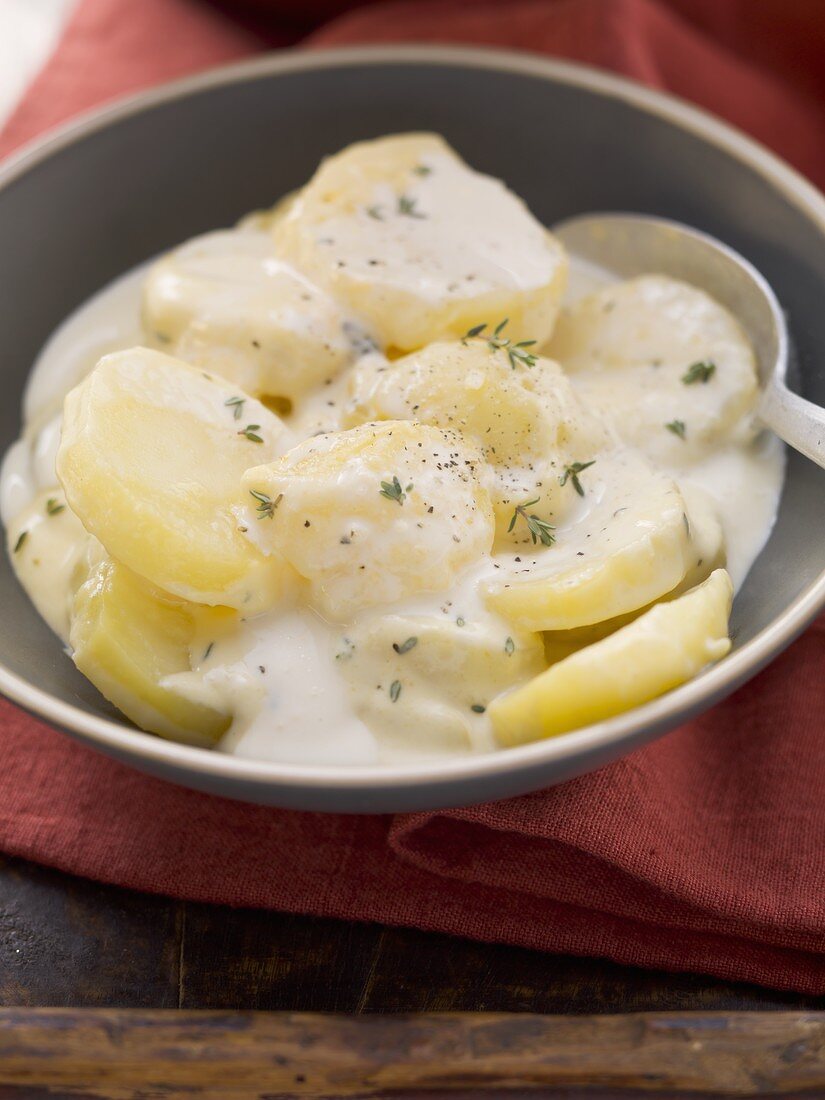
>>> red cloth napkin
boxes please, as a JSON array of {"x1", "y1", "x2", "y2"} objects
[{"x1": 2, "y1": 0, "x2": 824, "y2": 994}]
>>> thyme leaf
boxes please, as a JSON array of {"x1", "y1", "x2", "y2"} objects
[
  {"x1": 665, "y1": 419, "x2": 687, "y2": 440},
  {"x1": 559, "y1": 460, "x2": 596, "y2": 497},
  {"x1": 393, "y1": 636, "x2": 418, "y2": 655},
  {"x1": 682, "y1": 360, "x2": 716, "y2": 385},
  {"x1": 508, "y1": 497, "x2": 556, "y2": 546},
  {"x1": 460, "y1": 318, "x2": 537, "y2": 369},
  {"x1": 379, "y1": 476, "x2": 406, "y2": 505},
  {"x1": 397, "y1": 194, "x2": 426, "y2": 218},
  {"x1": 225, "y1": 395, "x2": 245, "y2": 420},
  {"x1": 249, "y1": 489, "x2": 281, "y2": 519}
]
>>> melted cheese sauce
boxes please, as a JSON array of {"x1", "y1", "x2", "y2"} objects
[{"x1": 1, "y1": 227, "x2": 785, "y2": 766}]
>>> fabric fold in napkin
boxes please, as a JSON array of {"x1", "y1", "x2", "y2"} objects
[{"x1": 1, "y1": 0, "x2": 824, "y2": 994}]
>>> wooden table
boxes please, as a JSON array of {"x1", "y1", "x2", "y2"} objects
[
  {"x1": 2, "y1": 852, "x2": 824, "y2": 1097},
  {"x1": 2, "y1": 852, "x2": 822, "y2": 1015}
]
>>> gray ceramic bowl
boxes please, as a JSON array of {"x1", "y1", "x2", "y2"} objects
[{"x1": 1, "y1": 46, "x2": 823, "y2": 812}]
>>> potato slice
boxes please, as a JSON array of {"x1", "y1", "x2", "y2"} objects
[
  {"x1": 142, "y1": 229, "x2": 366, "y2": 403},
  {"x1": 541, "y1": 481, "x2": 726, "y2": 662},
  {"x1": 483, "y1": 451, "x2": 697, "y2": 631},
  {"x1": 346, "y1": 339, "x2": 612, "y2": 536},
  {"x1": 489, "y1": 569, "x2": 733, "y2": 745},
  {"x1": 57, "y1": 347, "x2": 295, "y2": 611},
  {"x1": 71, "y1": 557, "x2": 235, "y2": 745},
  {"x1": 339, "y1": 613, "x2": 545, "y2": 759},
  {"x1": 547, "y1": 275, "x2": 759, "y2": 461},
  {"x1": 274, "y1": 133, "x2": 567, "y2": 352},
  {"x1": 242, "y1": 420, "x2": 494, "y2": 619}
]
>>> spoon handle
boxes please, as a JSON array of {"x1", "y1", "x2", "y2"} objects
[{"x1": 759, "y1": 380, "x2": 825, "y2": 469}]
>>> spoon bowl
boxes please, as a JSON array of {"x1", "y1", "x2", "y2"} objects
[{"x1": 552, "y1": 213, "x2": 825, "y2": 468}]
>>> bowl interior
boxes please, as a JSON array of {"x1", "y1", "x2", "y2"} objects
[{"x1": 0, "y1": 50, "x2": 823, "y2": 806}]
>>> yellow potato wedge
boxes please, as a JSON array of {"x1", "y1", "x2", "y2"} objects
[
  {"x1": 142, "y1": 229, "x2": 364, "y2": 402},
  {"x1": 274, "y1": 133, "x2": 567, "y2": 352},
  {"x1": 71, "y1": 557, "x2": 235, "y2": 746},
  {"x1": 484, "y1": 451, "x2": 697, "y2": 630},
  {"x1": 547, "y1": 275, "x2": 759, "y2": 461},
  {"x1": 490, "y1": 569, "x2": 733, "y2": 745},
  {"x1": 57, "y1": 347, "x2": 295, "y2": 611}
]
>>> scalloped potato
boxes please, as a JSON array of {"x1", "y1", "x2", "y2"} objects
[
  {"x1": 273, "y1": 133, "x2": 568, "y2": 352},
  {"x1": 242, "y1": 420, "x2": 494, "y2": 619},
  {"x1": 1, "y1": 131, "x2": 778, "y2": 767},
  {"x1": 346, "y1": 339, "x2": 611, "y2": 537}
]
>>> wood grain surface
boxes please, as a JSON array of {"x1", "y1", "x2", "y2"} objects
[
  {"x1": 2, "y1": 854, "x2": 821, "y2": 1014},
  {"x1": 2, "y1": 852, "x2": 825, "y2": 1099},
  {"x1": 1, "y1": 1008, "x2": 825, "y2": 1098}
]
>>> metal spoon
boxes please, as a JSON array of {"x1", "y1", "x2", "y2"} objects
[{"x1": 552, "y1": 213, "x2": 825, "y2": 468}]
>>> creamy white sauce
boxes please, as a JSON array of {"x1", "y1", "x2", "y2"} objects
[
  {"x1": 300, "y1": 151, "x2": 557, "y2": 302},
  {"x1": 0, "y1": 225, "x2": 785, "y2": 766}
]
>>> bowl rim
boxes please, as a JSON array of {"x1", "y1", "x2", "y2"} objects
[{"x1": 1, "y1": 43, "x2": 824, "y2": 796}]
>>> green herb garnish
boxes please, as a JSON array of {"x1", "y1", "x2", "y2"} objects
[
  {"x1": 471, "y1": 704, "x2": 486, "y2": 714},
  {"x1": 379, "y1": 476, "x2": 406, "y2": 505},
  {"x1": 366, "y1": 205, "x2": 384, "y2": 221},
  {"x1": 239, "y1": 424, "x2": 263, "y2": 443},
  {"x1": 13, "y1": 530, "x2": 27, "y2": 554},
  {"x1": 45, "y1": 497, "x2": 66, "y2": 516},
  {"x1": 682, "y1": 360, "x2": 716, "y2": 385},
  {"x1": 666, "y1": 419, "x2": 687, "y2": 440},
  {"x1": 508, "y1": 497, "x2": 556, "y2": 546},
  {"x1": 413, "y1": 164, "x2": 432, "y2": 176},
  {"x1": 397, "y1": 195, "x2": 425, "y2": 218},
  {"x1": 203, "y1": 642, "x2": 214, "y2": 661},
  {"x1": 249, "y1": 489, "x2": 281, "y2": 519},
  {"x1": 393, "y1": 637, "x2": 418, "y2": 655},
  {"x1": 559, "y1": 460, "x2": 596, "y2": 497},
  {"x1": 462, "y1": 318, "x2": 537, "y2": 370},
  {"x1": 504, "y1": 636, "x2": 515, "y2": 656},
  {"x1": 225, "y1": 395, "x2": 245, "y2": 420},
  {"x1": 389, "y1": 680, "x2": 402, "y2": 703}
]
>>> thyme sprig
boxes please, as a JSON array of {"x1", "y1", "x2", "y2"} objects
[
  {"x1": 249, "y1": 489, "x2": 281, "y2": 519},
  {"x1": 682, "y1": 360, "x2": 716, "y2": 385},
  {"x1": 239, "y1": 424, "x2": 264, "y2": 443},
  {"x1": 462, "y1": 318, "x2": 537, "y2": 369},
  {"x1": 393, "y1": 637, "x2": 418, "y2": 655},
  {"x1": 508, "y1": 497, "x2": 556, "y2": 547},
  {"x1": 559, "y1": 460, "x2": 596, "y2": 497}
]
